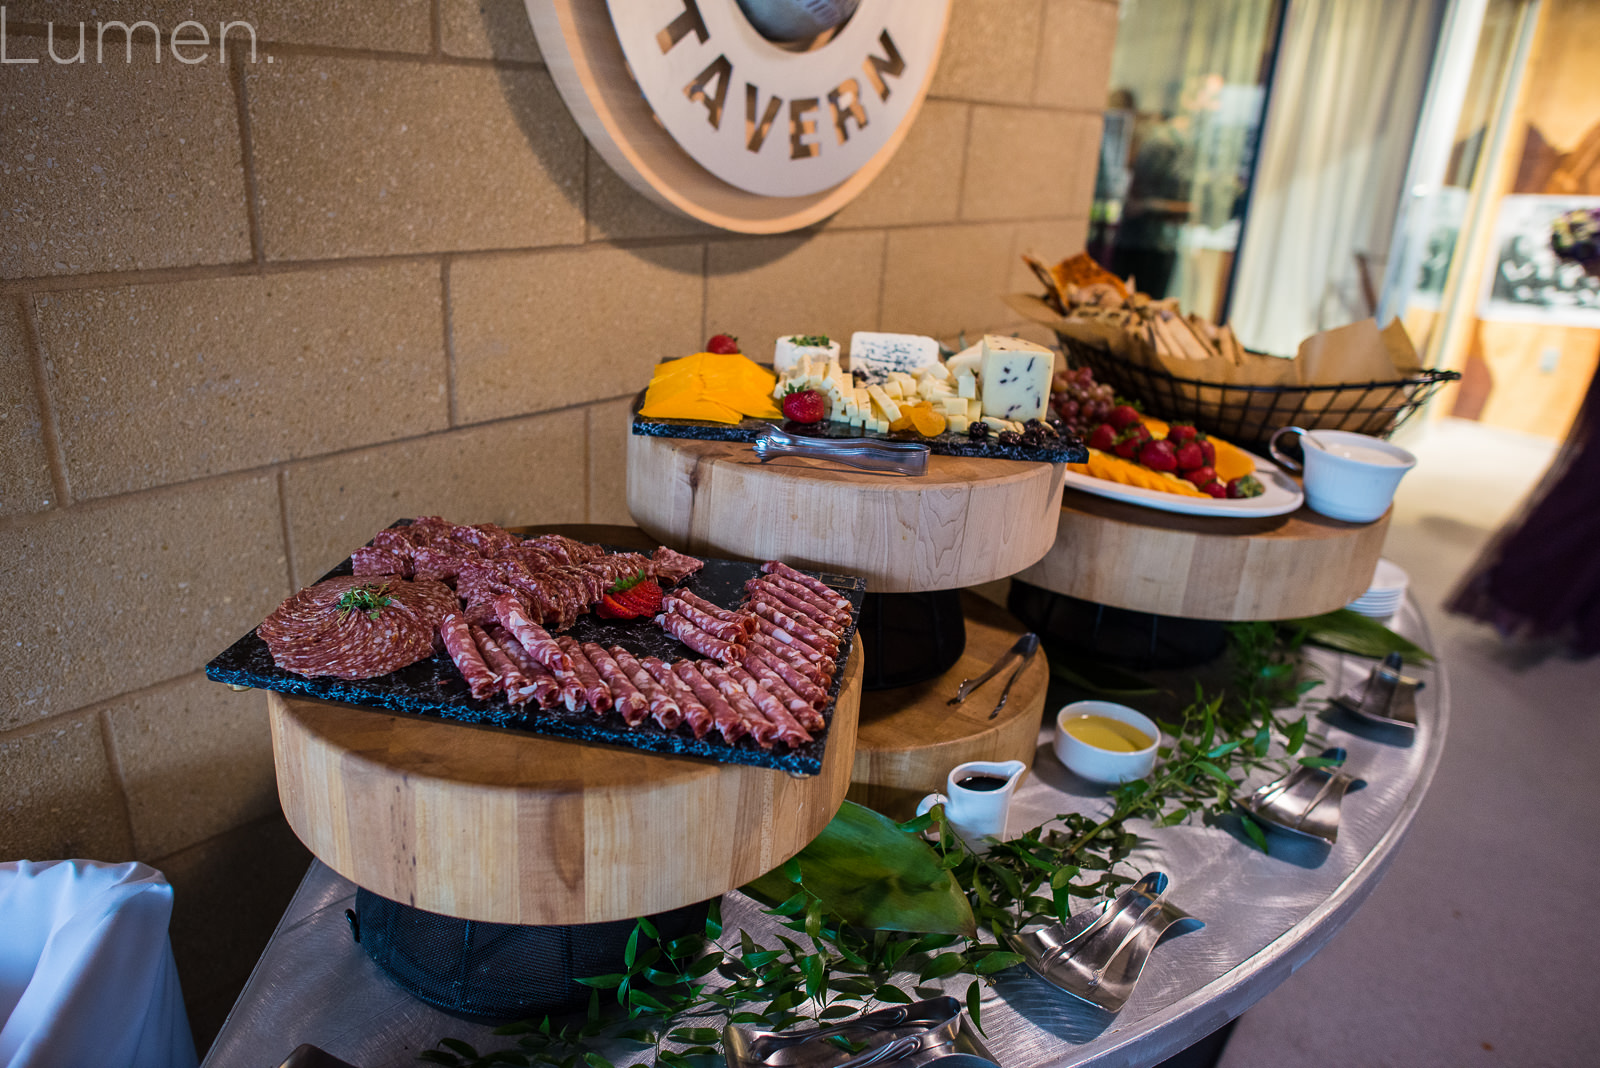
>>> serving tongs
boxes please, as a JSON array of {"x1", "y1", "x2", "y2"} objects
[
  {"x1": 723, "y1": 996, "x2": 996, "y2": 1068},
  {"x1": 1005, "y1": 872, "x2": 1200, "y2": 1013},
  {"x1": 1237, "y1": 748, "x2": 1358, "y2": 844},
  {"x1": 948, "y1": 633, "x2": 1039, "y2": 718},
  {"x1": 752, "y1": 426, "x2": 929, "y2": 476},
  {"x1": 1328, "y1": 652, "x2": 1423, "y2": 729}
]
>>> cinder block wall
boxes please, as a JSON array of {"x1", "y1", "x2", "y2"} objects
[{"x1": 0, "y1": 0, "x2": 1114, "y2": 1044}]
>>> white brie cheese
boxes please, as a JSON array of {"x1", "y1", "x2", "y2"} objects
[{"x1": 775, "y1": 335, "x2": 841, "y2": 374}]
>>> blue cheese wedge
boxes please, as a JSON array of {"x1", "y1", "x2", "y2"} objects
[
  {"x1": 978, "y1": 335, "x2": 1053, "y2": 423},
  {"x1": 849, "y1": 331, "x2": 940, "y2": 384},
  {"x1": 775, "y1": 334, "x2": 841, "y2": 374}
]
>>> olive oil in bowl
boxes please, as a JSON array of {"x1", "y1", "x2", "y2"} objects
[{"x1": 1062, "y1": 714, "x2": 1153, "y2": 753}]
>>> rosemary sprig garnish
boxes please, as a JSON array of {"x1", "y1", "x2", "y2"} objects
[{"x1": 336, "y1": 583, "x2": 392, "y2": 621}]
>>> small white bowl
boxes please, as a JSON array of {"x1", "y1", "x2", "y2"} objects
[{"x1": 1054, "y1": 701, "x2": 1160, "y2": 784}]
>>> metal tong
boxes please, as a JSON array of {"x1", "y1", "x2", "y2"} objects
[
  {"x1": 1238, "y1": 748, "x2": 1358, "y2": 844},
  {"x1": 752, "y1": 425, "x2": 929, "y2": 476},
  {"x1": 949, "y1": 633, "x2": 1039, "y2": 718}
]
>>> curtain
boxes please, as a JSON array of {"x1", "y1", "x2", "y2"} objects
[{"x1": 1230, "y1": 0, "x2": 1445, "y2": 356}]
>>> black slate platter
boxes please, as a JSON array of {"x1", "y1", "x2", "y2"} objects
[
  {"x1": 205, "y1": 531, "x2": 867, "y2": 776},
  {"x1": 629, "y1": 391, "x2": 1088, "y2": 465}
]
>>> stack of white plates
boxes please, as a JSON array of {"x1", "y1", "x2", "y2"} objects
[{"x1": 1346, "y1": 558, "x2": 1408, "y2": 619}]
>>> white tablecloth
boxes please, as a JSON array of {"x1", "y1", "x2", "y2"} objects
[{"x1": 0, "y1": 860, "x2": 197, "y2": 1068}]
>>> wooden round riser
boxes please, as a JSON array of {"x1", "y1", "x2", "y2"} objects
[
  {"x1": 627, "y1": 434, "x2": 1068, "y2": 593},
  {"x1": 848, "y1": 594, "x2": 1046, "y2": 820},
  {"x1": 1016, "y1": 490, "x2": 1391, "y2": 621},
  {"x1": 270, "y1": 636, "x2": 863, "y2": 926}
]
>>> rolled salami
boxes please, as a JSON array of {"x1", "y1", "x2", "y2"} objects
[
  {"x1": 673, "y1": 661, "x2": 746, "y2": 744},
  {"x1": 656, "y1": 612, "x2": 745, "y2": 664},
  {"x1": 611, "y1": 646, "x2": 683, "y2": 730},
  {"x1": 584, "y1": 642, "x2": 649, "y2": 726},
  {"x1": 440, "y1": 613, "x2": 499, "y2": 700},
  {"x1": 557, "y1": 636, "x2": 613, "y2": 714},
  {"x1": 644, "y1": 657, "x2": 710, "y2": 738}
]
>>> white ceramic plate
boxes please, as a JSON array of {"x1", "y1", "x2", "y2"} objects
[{"x1": 1061, "y1": 449, "x2": 1304, "y2": 518}]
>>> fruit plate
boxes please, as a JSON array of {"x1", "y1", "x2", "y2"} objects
[{"x1": 1062, "y1": 449, "x2": 1304, "y2": 517}]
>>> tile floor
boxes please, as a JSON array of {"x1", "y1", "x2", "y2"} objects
[{"x1": 1218, "y1": 417, "x2": 1600, "y2": 1067}]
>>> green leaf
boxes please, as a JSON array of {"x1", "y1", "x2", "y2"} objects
[
  {"x1": 820, "y1": 1004, "x2": 861, "y2": 1019},
  {"x1": 966, "y1": 979, "x2": 984, "y2": 1035},
  {"x1": 1297, "y1": 755, "x2": 1345, "y2": 768},
  {"x1": 919, "y1": 952, "x2": 969, "y2": 983},
  {"x1": 1239, "y1": 813, "x2": 1269, "y2": 854},
  {"x1": 1049, "y1": 865, "x2": 1080, "y2": 889},
  {"x1": 624, "y1": 927, "x2": 640, "y2": 968},
  {"x1": 1284, "y1": 716, "x2": 1308, "y2": 755},
  {"x1": 1252, "y1": 726, "x2": 1271, "y2": 757},
  {"x1": 975, "y1": 951, "x2": 1023, "y2": 975},
  {"x1": 1207, "y1": 741, "x2": 1241, "y2": 759},
  {"x1": 583, "y1": 1053, "x2": 613, "y2": 1068},
  {"x1": 573, "y1": 973, "x2": 625, "y2": 989},
  {"x1": 875, "y1": 984, "x2": 914, "y2": 1004},
  {"x1": 439, "y1": 1039, "x2": 479, "y2": 1059},
  {"x1": 782, "y1": 857, "x2": 804, "y2": 883},
  {"x1": 1193, "y1": 760, "x2": 1234, "y2": 785},
  {"x1": 1283, "y1": 609, "x2": 1432, "y2": 663},
  {"x1": 636, "y1": 915, "x2": 658, "y2": 940},
  {"x1": 744, "y1": 802, "x2": 977, "y2": 937}
]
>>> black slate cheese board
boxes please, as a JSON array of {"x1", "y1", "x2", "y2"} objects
[
  {"x1": 206, "y1": 530, "x2": 866, "y2": 776},
  {"x1": 630, "y1": 393, "x2": 1088, "y2": 465}
]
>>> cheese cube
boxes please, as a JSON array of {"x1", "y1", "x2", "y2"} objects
[
  {"x1": 946, "y1": 344, "x2": 983, "y2": 379},
  {"x1": 956, "y1": 373, "x2": 977, "y2": 400},
  {"x1": 849, "y1": 331, "x2": 940, "y2": 384},
  {"x1": 948, "y1": 415, "x2": 971, "y2": 433},
  {"x1": 938, "y1": 397, "x2": 968, "y2": 417},
  {"x1": 978, "y1": 335, "x2": 1053, "y2": 423},
  {"x1": 775, "y1": 335, "x2": 841, "y2": 374},
  {"x1": 882, "y1": 378, "x2": 905, "y2": 400},
  {"x1": 866, "y1": 385, "x2": 902, "y2": 423},
  {"x1": 967, "y1": 398, "x2": 983, "y2": 420}
]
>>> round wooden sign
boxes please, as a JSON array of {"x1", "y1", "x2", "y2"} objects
[{"x1": 525, "y1": 0, "x2": 951, "y2": 232}]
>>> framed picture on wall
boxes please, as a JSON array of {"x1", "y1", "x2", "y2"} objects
[{"x1": 1478, "y1": 194, "x2": 1600, "y2": 326}]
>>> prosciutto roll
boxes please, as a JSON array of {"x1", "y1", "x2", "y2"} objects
[
  {"x1": 663, "y1": 595, "x2": 749, "y2": 643},
  {"x1": 746, "y1": 643, "x2": 828, "y2": 706},
  {"x1": 747, "y1": 598, "x2": 838, "y2": 655},
  {"x1": 726, "y1": 663, "x2": 814, "y2": 746},
  {"x1": 471, "y1": 623, "x2": 534, "y2": 705},
  {"x1": 699, "y1": 662, "x2": 778, "y2": 749},
  {"x1": 583, "y1": 643, "x2": 649, "y2": 726},
  {"x1": 489, "y1": 626, "x2": 560, "y2": 708},
  {"x1": 610, "y1": 646, "x2": 683, "y2": 730},
  {"x1": 440, "y1": 613, "x2": 499, "y2": 700},
  {"x1": 751, "y1": 615, "x2": 829, "y2": 664},
  {"x1": 745, "y1": 578, "x2": 847, "y2": 634},
  {"x1": 673, "y1": 589, "x2": 753, "y2": 630},
  {"x1": 656, "y1": 612, "x2": 745, "y2": 664},
  {"x1": 673, "y1": 661, "x2": 747, "y2": 744},
  {"x1": 644, "y1": 657, "x2": 710, "y2": 737},
  {"x1": 493, "y1": 594, "x2": 575, "y2": 677},
  {"x1": 556, "y1": 636, "x2": 613, "y2": 714},
  {"x1": 761, "y1": 561, "x2": 852, "y2": 612},
  {"x1": 740, "y1": 654, "x2": 825, "y2": 730}
]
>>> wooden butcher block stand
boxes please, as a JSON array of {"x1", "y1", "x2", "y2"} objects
[
  {"x1": 269, "y1": 634, "x2": 863, "y2": 927},
  {"x1": 628, "y1": 434, "x2": 1065, "y2": 819},
  {"x1": 1017, "y1": 488, "x2": 1392, "y2": 620}
]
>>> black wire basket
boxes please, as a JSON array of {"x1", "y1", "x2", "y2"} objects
[{"x1": 1057, "y1": 334, "x2": 1461, "y2": 454}]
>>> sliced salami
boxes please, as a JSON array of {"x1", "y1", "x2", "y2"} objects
[
  {"x1": 472, "y1": 624, "x2": 534, "y2": 705},
  {"x1": 673, "y1": 661, "x2": 746, "y2": 745},
  {"x1": 489, "y1": 626, "x2": 560, "y2": 708},
  {"x1": 557, "y1": 636, "x2": 613, "y2": 714},
  {"x1": 611, "y1": 646, "x2": 683, "y2": 730},
  {"x1": 699, "y1": 662, "x2": 777, "y2": 749},
  {"x1": 440, "y1": 613, "x2": 499, "y2": 700},
  {"x1": 650, "y1": 546, "x2": 704, "y2": 585},
  {"x1": 663, "y1": 595, "x2": 749, "y2": 643},
  {"x1": 584, "y1": 642, "x2": 649, "y2": 726},
  {"x1": 644, "y1": 657, "x2": 711, "y2": 738},
  {"x1": 655, "y1": 612, "x2": 745, "y2": 663},
  {"x1": 726, "y1": 663, "x2": 814, "y2": 746}
]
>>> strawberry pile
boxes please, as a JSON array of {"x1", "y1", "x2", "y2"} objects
[
  {"x1": 595, "y1": 571, "x2": 665, "y2": 620},
  {"x1": 1087, "y1": 405, "x2": 1263, "y2": 499}
]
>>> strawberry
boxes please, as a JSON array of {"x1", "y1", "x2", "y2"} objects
[
  {"x1": 706, "y1": 334, "x2": 740, "y2": 354},
  {"x1": 1112, "y1": 424, "x2": 1150, "y2": 459},
  {"x1": 1226, "y1": 475, "x2": 1264, "y2": 499},
  {"x1": 781, "y1": 387, "x2": 827, "y2": 424},
  {"x1": 1107, "y1": 404, "x2": 1143, "y2": 430},
  {"x1": 1167, "y1": 423, "x2": 1199, "y2": 445},
  {"x1": 1088, "y1": 422, "x2": 1118, "y2": 451},
  {"x1": 596, "y1": 572, "x2": 663, "y2": 619},
  {"x1": 1174, "y1": 439, "x2": 1205, "y2": 471},
  {"x1": 1183, "y1": 465, "x2": 1217, "y2": 487},
  {"x1": 1139, "y1": 438, "x2": 1178, "y2": 472},
  {"x1": 1200, "y1": 480, "x2": 1227, "y2": 498},
  {"x1": 1196, "y1": 437, "x2": 1216, "y2": 467}
]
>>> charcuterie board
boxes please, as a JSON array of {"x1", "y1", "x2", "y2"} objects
[
  {"x1": 207, "y1": 530, "x2": 866, "y2": 776},
  {"x1": 630, "y1": 393, "x2": 1088, "y2": 465}
]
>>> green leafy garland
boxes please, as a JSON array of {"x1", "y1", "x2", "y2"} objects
[{"x1": 423, "y1": 622, "x2": 1336, "y2": 1068}]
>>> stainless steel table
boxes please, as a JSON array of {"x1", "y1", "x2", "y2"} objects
[{"x1": 204, "y1": 601, "x2": 1445, "y2": 1068}]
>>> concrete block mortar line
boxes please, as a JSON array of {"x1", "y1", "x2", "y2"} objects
[
  {"x1": 93, "y1": 703, "x2": 140, "y2": 859},
  {"x1": 952, "y1": 103, "x2": 976, "y2": 221},
  {"x1": 0, "y1": 395, "x2": 633, "y2": 538},
  {"x1": 431, "y1": 0, "x2": 444, "y2": 55},
  {"x1": 229, "y1": 49, "x2": 266, "y2": 265},
  {"x1": 924, "y1": 93, "x2": 1106, "y2": 118},
  {"x1": 274, "y1": 467, "x2": 298, "y2": 595},
  {"x1": 17, "y1": 293, "x2": 71, "y2": 507},
  {"x1": 441, "y1": 256, "x2": 459, "y2": 428},
  {"x1": 252, "y1": 39, "x2": 545, "y2": 69},
  {"x1": 1027, "y1": 0, "x2": 1052, "y2": 110}
]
